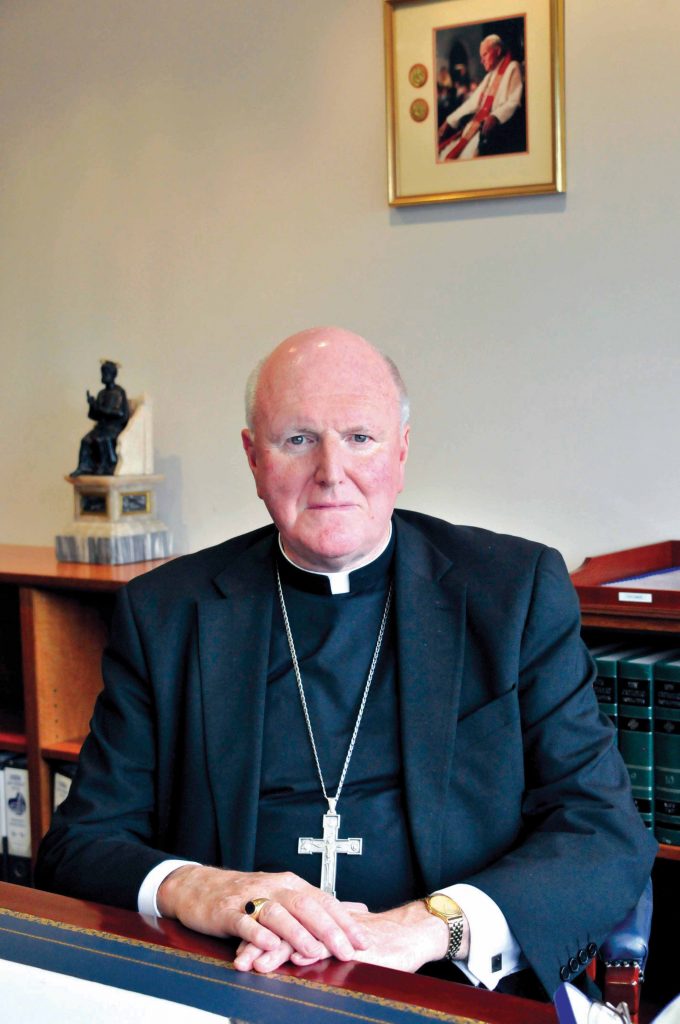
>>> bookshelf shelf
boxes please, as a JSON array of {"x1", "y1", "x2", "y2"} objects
[
  {"x1": 580, "y1": 612, "x2": 680, "y2": 634},
  {"x1": 0, "y1": 730, "x2": 26, "y2": 754},
  {"x1": 0, "y1": 544, "x2": 172, "y2": 868},
  {"x1": 42, "y1": 739, "x2": 84, "y2": 762}
]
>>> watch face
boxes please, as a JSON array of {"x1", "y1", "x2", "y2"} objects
[{"x1": 429, "y1": 893, "x2": 462, "y2": 918}]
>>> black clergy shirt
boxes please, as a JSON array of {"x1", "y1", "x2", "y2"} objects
[{"x1": 254, "y1": 535, "x2": 422, "y2": 910}]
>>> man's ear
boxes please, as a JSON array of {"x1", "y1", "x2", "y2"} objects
[
  {"x1": 241, "y1": 428, "x2": 257, "y2": 472},
  {"x1": 396, "y1": 424, "x2": 410, "y2": 493},
  {"x1": 400, "y1": 424, "x2": 410, "y2": 465}
]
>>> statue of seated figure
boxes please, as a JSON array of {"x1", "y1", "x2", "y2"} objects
[{"x1": 71, "y1": 361, "x2": 129, "y2": 476}]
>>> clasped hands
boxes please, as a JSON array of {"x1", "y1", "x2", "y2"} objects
[{"x1": 157, "y1": 865, "x2": 457, "y2": 975}]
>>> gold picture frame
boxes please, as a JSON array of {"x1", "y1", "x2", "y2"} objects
[{"x1": 384, "y1": 0, "x2": 565, "y2": 205}]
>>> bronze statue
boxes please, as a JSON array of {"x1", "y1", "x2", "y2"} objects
[{"x1": 71, "y1": 361, "x2": 129, "y2": 476}]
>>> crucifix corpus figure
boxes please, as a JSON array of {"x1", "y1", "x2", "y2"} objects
[{"x1": 298, "y1": 799, "x2": 363, "y2": 897}]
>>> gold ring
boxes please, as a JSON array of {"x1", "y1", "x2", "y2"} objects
[{"x1": 244, "y1": 897, "x2": 270, "y2": 922}]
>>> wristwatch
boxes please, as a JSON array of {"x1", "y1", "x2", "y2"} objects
[{"x1": 423, "y1": 893, "x2": 464, "y2": 962}]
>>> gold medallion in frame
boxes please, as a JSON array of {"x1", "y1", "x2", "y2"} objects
[
  {"x1": 410, "y1": 98, "x2": 430, "y2": 122},
  {"x1": 408, "y1": 62, "x2": 429, "y2": 87}
]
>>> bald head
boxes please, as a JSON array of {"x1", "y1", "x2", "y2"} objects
[
  {"x1": 480, "y1": 34, "x2": 504, "y2": 71},
  {"x1": 241, "y1": 326, "x2": 410, "y2": 571},
  {"x1": 245, "y1": 327, "x2": 409, "y2": 433}
]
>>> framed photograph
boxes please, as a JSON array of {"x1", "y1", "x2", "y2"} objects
[{"x1": 384, "y1": 0, "x2": 565, "y2": 205}]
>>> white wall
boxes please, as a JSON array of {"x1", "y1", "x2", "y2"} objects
[{"x1": 1, "y1": 0, "x2": 678, "y2": 569}]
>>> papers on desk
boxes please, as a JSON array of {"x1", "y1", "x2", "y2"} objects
[
  {"x1": 654, "y1": 997, "x2": 680, "y2": 1024},
  {"x1": 555, "y1": 983, "x2": 632, "y2": 1023},
  {"x1": 555, "y1": 983, "x2": 680, "y2": 1024},
  {"x1": 0, "y1": 958, "x2": 243, "y2": 1024},
  {"x1": 603, "y1": 567, "x2": 680, "y2": 592}
]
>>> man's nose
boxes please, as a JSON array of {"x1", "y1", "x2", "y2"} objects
[{"x1": 314, "y1": 437, "x2": 345, "y2": 486}]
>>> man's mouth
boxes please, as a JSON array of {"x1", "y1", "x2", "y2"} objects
[{"x1": 307, "y1": 503, "x2": 355, "y2": 510}]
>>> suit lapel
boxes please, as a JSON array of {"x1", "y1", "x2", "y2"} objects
[
  {"x1": 197, "y1": 533, "x2": 275, "y2": 870},
  {"x1": 394, "y1": 516, "x2": 467, "y2": 890}
]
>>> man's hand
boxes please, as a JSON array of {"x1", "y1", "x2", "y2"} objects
[
  {"x1": 157, "y1": 865, "x2": 370, "y2": 972},
  {"x1": 237, "y1": 899, "x2": 470, "y2": 975},
  {"x1": 481, "y1": 115, "x2": 500, "y2": 135},
  {"x1": 349, "y1": 900, "x2": 470, "y2": 974}
]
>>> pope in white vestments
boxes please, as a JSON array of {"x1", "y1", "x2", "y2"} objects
[{"x1": 439, "y1": 34, "x2": 524, "y2": 161}]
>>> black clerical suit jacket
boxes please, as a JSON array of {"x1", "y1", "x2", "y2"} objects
[{"x1": 37, "y1": 510, "x2": 656, "y2": 997}]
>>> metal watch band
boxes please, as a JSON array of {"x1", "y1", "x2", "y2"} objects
[{"x1": 445, "y1": 914, "x2": 464, "y2": 962}]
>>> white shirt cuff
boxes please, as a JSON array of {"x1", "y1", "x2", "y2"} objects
[
  {"x1": 436, "y1": 882, "x2": 527, "y2": 990},
  {"x1": 137, "y1": 860, "x2": 200, "y2": 917}
]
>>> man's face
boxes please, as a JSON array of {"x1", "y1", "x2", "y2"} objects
[
  {"x1": 480, "y1": 41, "x2": 501, "y2": 72},
  {"x1": 242, "y1": 331, "x2": 409, "y2": 572}
]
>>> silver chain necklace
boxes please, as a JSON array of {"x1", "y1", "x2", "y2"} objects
[{"x1": 275, "y1": 565, "x2": 393, "y2": 896}]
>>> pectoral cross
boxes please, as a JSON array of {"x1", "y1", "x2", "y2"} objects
[{"x1": 298, "y1": 799, "x2": 362, "y2": 897}]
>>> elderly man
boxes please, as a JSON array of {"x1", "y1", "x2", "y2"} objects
[
  {"x1": 438, "y1": 34, "x2": 524, "y2": 160},
  {"x1": 37, "y1": 327, "x2": 655, "y2": 1000}
]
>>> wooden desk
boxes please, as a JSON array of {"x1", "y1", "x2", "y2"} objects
[{"x1": 0, "y1": 882, "x2": 556, "y2": 1024}]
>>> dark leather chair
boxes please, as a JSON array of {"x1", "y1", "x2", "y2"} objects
[{"x1": 588, "y1": 879, "x2": 653, "y2": 1022}]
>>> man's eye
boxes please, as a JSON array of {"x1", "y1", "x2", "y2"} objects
[
  {"x1": 352, "y1": 434, "x2": 370, "y2": 443},
  {"x1": 288, "y1": 435, "x2": 306, "y2": 446}
]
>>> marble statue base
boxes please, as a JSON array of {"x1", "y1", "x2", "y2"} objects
[{"x1": 56, "y1": 474, "x2": 172, "y2": 565}]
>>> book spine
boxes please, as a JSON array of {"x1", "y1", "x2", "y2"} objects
[
  {"x1": 52, "y1": 761, "x2": 77, "y2": 811},
  {"x1": 5, "y1": 754, "x2": 31, "y2": 885},
  {"x1": 654, "y1": 676, "x2": 680, "y2": 847},
  {"x1": 0, "y1": 753, "x2": 9, "y2": 883},
  {"x1": 619, "y1": 675, "x2": 654, "y2": 830},
  {"x1": 593, "y1": 661, "x2": 618, "y2": 729}
]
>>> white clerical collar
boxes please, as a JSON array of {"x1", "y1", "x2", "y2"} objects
[{"x1": 278, "y1": 526, "x2": 393, "y2": 595}]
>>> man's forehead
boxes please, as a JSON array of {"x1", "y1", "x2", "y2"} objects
[
  {"x1": 260, "y1": 352, "x2": 398, "y2": 405},
  {"x1": 268, "y1": 388, "x2": 398, "y2": 425}
]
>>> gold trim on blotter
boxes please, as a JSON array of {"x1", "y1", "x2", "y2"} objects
[{"x1": 0, "y1": 908, "x2": 483, "y2": 1024}]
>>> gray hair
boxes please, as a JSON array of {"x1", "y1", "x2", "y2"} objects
[
  {"x1": 244, "y1": 347, "x2": 410, "y2": 432},
  {"x1": 481, "y1": 34, "x2": 503, "y2": 50}
]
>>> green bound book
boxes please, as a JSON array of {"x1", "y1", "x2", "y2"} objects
[
  {"x1": 589, "y1": 645, "x2": 651, "y2": 730},
  {"x1": 618, "y1": 648, "x2": 680, "y2": 830},
  {"x1": 654, "y1": 655, "x2": 680, "y2": 848}
]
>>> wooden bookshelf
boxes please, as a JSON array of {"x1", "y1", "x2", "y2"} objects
[
  {"x1": 571, "y1": 541, "x2": 680, "y2": 862},
  {"x1": 0, "y1": 544, "x2": 173, "y2": 864}
]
